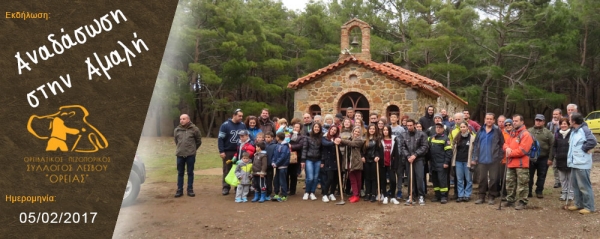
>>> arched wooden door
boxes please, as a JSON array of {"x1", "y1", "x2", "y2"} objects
[{"x1": 338, "y1": 92, "x2": 370, "y2": 118}]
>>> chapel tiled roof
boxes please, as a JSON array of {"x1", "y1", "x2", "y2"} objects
[{"x1": 287, "y1": 57, "x2": 467, "y2": 105}]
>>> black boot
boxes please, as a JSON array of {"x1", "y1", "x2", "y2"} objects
[
  {"x1": 175, "y1": 189, "x2": 183, "y2": 198},
  {"x1": 187, "y1": 189, "x2": 195, "y2": 197}
]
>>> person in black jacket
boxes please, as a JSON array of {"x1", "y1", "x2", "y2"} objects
[
  {"x1": 401, "y1": 119, "x2": 430, "y2": 206},
  {"x1": 419, "y1": 105, "x2": 435, "y2": 132},
  {"x1": 380, "y1": 125, "x2": 402, "y2": 204},
  {"x1": 553, "y1": 117, "x2": 573, "y2": 201},
  {"x1": 264, "y1": 132, "x2": 277, "y2": 201},
  {"x1": 321, "y1": 126, "x2": 341, "y2": 202},
  {"x1": 427, "y1": 123, "x2": 452, "y2": 204},
  {"x1": 362, "y1": 124, "x2": 382, "y2": 202},
  {"x1": 287, "y1": 123, "x2": 307, "y2": 196},
  {"x1": 302, "y1": 123, "x2": 324, "y2": 201}
]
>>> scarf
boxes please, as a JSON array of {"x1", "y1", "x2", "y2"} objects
[{"x1": 559, "y1": 128, "x2": 570, "y2": 138}]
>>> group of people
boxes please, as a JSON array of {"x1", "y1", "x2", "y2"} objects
[{"x1": 172, "y1": 104, "x2": 596, "y2": 214}]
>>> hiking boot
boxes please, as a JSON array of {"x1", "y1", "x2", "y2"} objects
[
  {"x1": 536, "y1": 193, "x2": 543, "y2": 199},
  {"x1": 418, "y1": 196, "x2": 425, "y2": 206},
  {"x1": 568, "y1": 205, "x2": 581, "y2": 211},
  {"x1": 431, "y1": 197, "x2": 440, "y2": 203},
  {"x1": 554, "y1": 182, "x2": 561, "y2": 188},
  {"x1": 440, "y1": 197, "x2": 448, "y2": 204},
  {"x1": 456, "y1": 197, "x2": 463, "y2": 203},
  {"x1": 364, "y1": 194, "x2": 371, "y2": 201},
  {"x1": 474, "y1": 198, "x2": 484, "y2": 204},
  {"x1": 187, "y1": 190, "x2": 195, "y2": 197},
  {"x1": 487, "y1": 197, "x2": 495, "y2": 205},
  {"x1": 222, "y1": 188, "x2": 230, "y2": 196},
  {"x1": 370, "y1": 195, "x2": 377, "y2": 202},
  {"x1": 515, "y1": 201, "x2": 526, "y2": 210},
  {"x1": 503, "y1": 201, "x2": 515, "y2": 207},
  {"x1": 175, "y1": 189, "x2": 183, "y2": 198},
  {"x1": 579, "y1": 209, "x2": 592, "y2": 215}
]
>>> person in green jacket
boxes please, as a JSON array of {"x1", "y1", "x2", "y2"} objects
[{"x1": 527, "y1": 114, "x2": 555, "y2": 198}]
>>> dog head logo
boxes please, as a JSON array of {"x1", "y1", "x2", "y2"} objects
[{"x1": 27, "y1": 105, "x2": 108, "y2": 153}]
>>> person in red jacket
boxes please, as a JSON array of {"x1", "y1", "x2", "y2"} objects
[
  {"x1": 229, "y1": 130, "x2": 256, "y2": 165},
  {"x1": 502, "y1": 114, "x2": 533, "y2": 210}
]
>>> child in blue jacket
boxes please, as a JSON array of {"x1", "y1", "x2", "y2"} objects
[{"x1": 272, "y1": 132, "x2": 291, "y2": 202}]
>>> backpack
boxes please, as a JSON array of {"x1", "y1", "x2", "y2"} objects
[{"x1": 517, "y1": 130, "x2": 540, "y2": 162}]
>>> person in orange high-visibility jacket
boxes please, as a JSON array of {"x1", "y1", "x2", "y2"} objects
[{"x1": 502, "y1": 115, "x2": 533, "y2": 210}]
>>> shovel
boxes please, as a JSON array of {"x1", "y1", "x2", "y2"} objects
[{"x1": 335, "y1": 145, "x2": 345, "y2": 205}]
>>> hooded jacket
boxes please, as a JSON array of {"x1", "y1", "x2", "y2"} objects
[
  {"x1": 252, "y1": 151, "x2": 268, "y2": 175},
  {"x1": 174, "y1": 122, "x2": 202, "y2": 157},
  {"x1": 218, "y1": 119, "x2": 246, "y2": 153},
  {"x1": 418, "y1": 106, "x2": 435, "y2": 131},
  {"x1": 247, "y1": 126, "x2": 262, "y2": 141},
  {"x1": 401, "y1": 130, "x2": 429, "y2": 162},
  {"x1": 234, "y1": 138, "x2": 256, "y2": 162},
  {"x1": 567, "y1": 125, "x2": 597, "y2": 170},
  {"x1": 272, "y1": 141, "x2": 291, "y2": 168},
  {"x1": 235, "y1": 160, "x2": 253, "y2": 185},
  {"x1": 503, "y1": 125, "x2": 534, "y2": 169},
  {"x1": 341, "y1": 137, "x2": 365, "y2": 172},
  {"x1": 472, "y1": 125, "x2": 505, "y2": 165}
]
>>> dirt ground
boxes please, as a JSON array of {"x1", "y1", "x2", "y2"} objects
[{"x1": 114, "y1": 158, "x2": 600, "y2": 239}]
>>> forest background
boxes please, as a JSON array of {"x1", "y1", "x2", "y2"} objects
[{"x1": 145, "y1": 0, "x2": 600, "y2": 137}]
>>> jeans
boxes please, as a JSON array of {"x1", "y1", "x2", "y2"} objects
[
  {"x1": 571, "y1": 168, "x2": 595, "y2": 212},
  {"x1": 528, "y1": 156, "x2": 549, "y2": 194},
  {"x1": 177, "y1": 155, "x2": 196, "y2": 190},
  {"x1": 409, "y1": 160, "x2": 426, "y2": 198},
  {"x1": 274, "y1": 168, "x2": 288, "y2": 197},
  {"x1": 455, "y1": 161, "x2": 472, "y2": 198},
  {"x1": 305, "y1": 160, "x2": 321, "y2": 193}
]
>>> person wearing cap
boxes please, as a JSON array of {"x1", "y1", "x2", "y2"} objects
[
  {"x1": 527, "y1": 114, "x2": 555, "y2": 198},
  {"x1": 218, "y1": 109, "x2": 247, "y2": 195},
  {"x1": 426, "y1": 114, "x2": 450, "y2": 137},
  {"x1": 471, "y1": 113, "x2": 505, "y2": 205},
  {"x1": 426, "y1": 122, "x2": 452, "y2": 203},
  {"x1": 231, "y1": 129, "x2": 256, "y2": 165},
  {"x1": 174, "y1": 114, "x2": 203, "y2": 198}
]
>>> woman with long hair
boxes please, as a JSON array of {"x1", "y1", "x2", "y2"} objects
[
  {"x1": 302, "y1": 123, "x2": 324, "y2": 201},
  {"x1": 362, "y1": 124, "x2": 382, "y2": 202},
  {"x1": 452, "y1": 122, "x2": 475, "y2": 202},
  {"x1": 286, "y1": 122, "x2": 307, "y2": 196},
  {"x1": 380, "y1": 125, "x2": 401, "y2": 204},
  {"x1": 245, "y1": 115, "x2": 262, "y2": 141},
  {"x1": 321, "y1": 125, "x2": 340, "y2": 202},
  {"x1": 338, "y1": 126, "x2": 365, "y2": 203}
]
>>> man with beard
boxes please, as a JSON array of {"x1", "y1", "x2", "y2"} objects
[
  {"x1": 401, "y1": 119, "x2": 430, "y2": 206},
  {"x1": 419, "y1": 106, "x2": 435, "y2": 131},
  {"x1": 258, "y1": 108, "x2": 277, "y2": 136}
]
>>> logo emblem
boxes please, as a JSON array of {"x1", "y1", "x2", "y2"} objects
[{"x1": 27, "y1": 105, "x2": 108, "y2": 152}]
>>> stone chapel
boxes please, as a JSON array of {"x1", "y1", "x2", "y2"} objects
[{"x1": 287, "y1": 18, "x2": 467, "y2": 120}]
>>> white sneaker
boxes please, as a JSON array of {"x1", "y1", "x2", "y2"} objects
[
  {"x1": 310, "y1": 193, "x2": 317, "y2": 200},
  {"x1": 383, "y1": 197, "x2": 389, "y2": 204},
  {"x1": 376, "y1": 194, "x2": 380, "y2": 200},
  {"x1": 419, "y1": 196, "x2": 425, "y2": 206},
  {"x1": 322, "y1": 195, "x2": 329, "y2": 203},
  {"x1": 329, "y1": 194, "x2": 336, "y2": 201},
  {"x1": 390, "y1": 198, "x2": 400, "y2": 205},
  {"x1": 303, "y1": 193, "x2": 309, "y2": 200}
]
